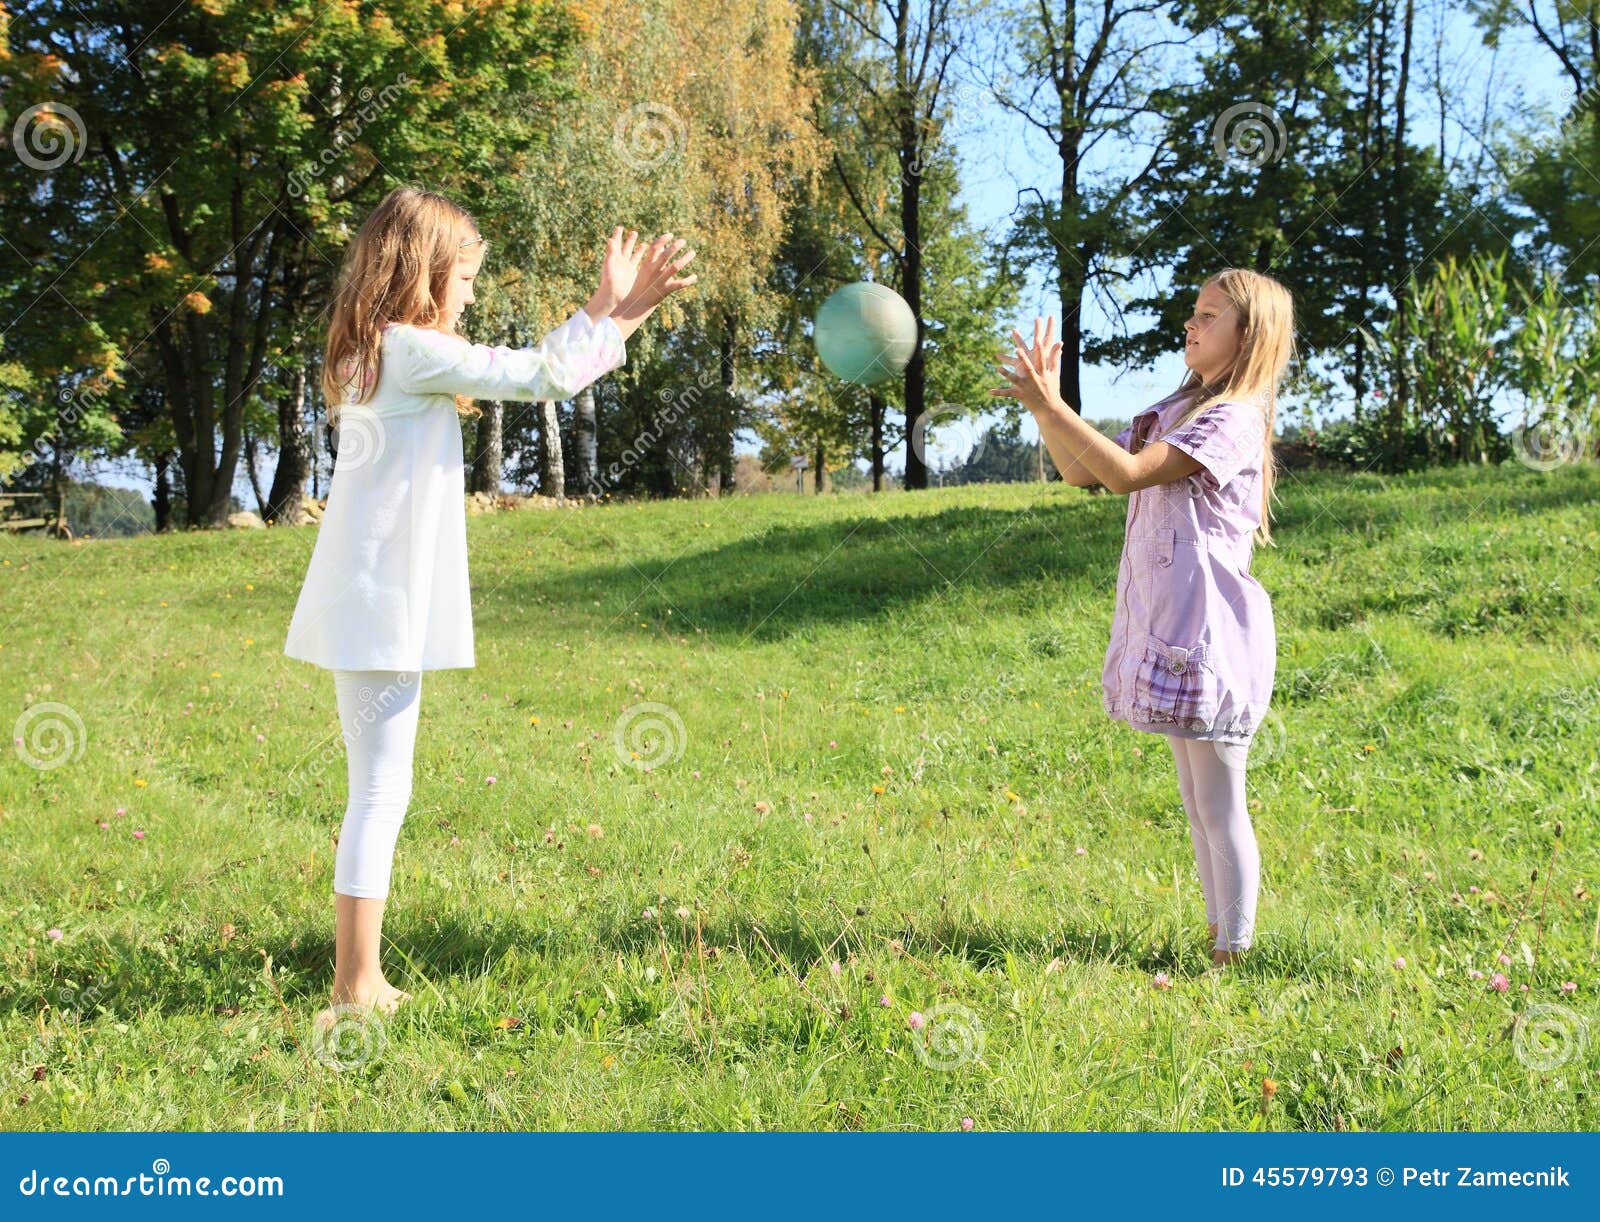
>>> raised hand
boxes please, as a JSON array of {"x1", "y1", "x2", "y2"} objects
[
  {"x1": 614, "y1": 232, "x2": 699, "y2": 323},
  {"x1": 596, "y1": 226, "x2": 643, "y2": 315},
  {"x1": 990, "y1": 315, "x2": 1066, "y2": 416}
]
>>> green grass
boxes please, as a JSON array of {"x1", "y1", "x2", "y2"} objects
[{"x1": 2, "y1": 463, "x2": 1598, "y2": 1131}]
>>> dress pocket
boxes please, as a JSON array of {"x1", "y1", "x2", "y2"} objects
[
  {"x1": 1143, "y1": 526, "x2": 1176, "y2": 569},
  {"x1": 1131, "y1": 631, "x2": 1221, "y2": 732}
]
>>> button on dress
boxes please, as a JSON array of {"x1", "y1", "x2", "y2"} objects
[
  {"x1": 1100, "y1": 391, "x2": 1275, "y2": 743},
  {"x1": 284, "y1": 308, "x2": 626, "y2": 672}
]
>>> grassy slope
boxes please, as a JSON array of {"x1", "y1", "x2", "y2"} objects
[{"x1": 1, "y1": 463, "x2": 1597, "y2": 1130}]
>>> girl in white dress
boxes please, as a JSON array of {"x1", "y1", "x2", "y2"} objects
[{"x1": 284, "y1": 187, "x2": 697, "y2": 1016}]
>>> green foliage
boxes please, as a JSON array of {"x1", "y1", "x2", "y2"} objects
[
  {"x1": 1, "y1": 0, "x2": 584, "y2": 523},
  {"x1": 1101, "y1": 0, "x2": 1514, "y2": 400},
  {"x1": 1358, "y1": 252, "x2": 1513, "y2": 469},
  {"x1": 1353, "y1": 252, "x2": 1600, "y2": 471}
]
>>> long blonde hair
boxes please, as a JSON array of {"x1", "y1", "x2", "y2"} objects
[
  {"x1": 1162, "y1": 268, "x2": 1295, "y2": 546},
  {"x1": 322, "y1": 186, "x2": 484, "y2": 423}
]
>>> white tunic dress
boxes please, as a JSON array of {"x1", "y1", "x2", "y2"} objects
[{"x1": 283, "y1": 308, "x2": 626, "y2": 672}]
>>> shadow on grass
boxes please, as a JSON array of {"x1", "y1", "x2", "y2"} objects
[
  {"x1": 585, "y1": 912, "x2": 1340, "y2": 984},
  {"x1": 487, "y1": 467, "x2": 1598, "y2": 646},
  {"x1": 0, "y1": 910, "x2": 1338, "y2": 1021},
  {"x1": 494, "y1": 501, "x2": 1125, "y2": 644}
]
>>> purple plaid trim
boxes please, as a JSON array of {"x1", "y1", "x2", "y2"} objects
[{"x1": 1132, "y1": 634, "x2": 1220, "y2": 731}]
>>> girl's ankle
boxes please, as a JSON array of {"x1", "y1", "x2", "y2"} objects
[{"x1": 332, "y1": 975, "x2": 391, "y2": 999}]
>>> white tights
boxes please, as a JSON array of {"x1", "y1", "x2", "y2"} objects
[
  {"x1": 1168, "y1": 734, "x2": 1259, "y2": 952},
  {"x1": 332, "y1": 669, "x2": 423, "y2": 900}
]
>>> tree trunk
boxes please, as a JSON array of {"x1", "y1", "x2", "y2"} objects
[
  {"x1": 572, "y1": 384, "x2": 597, "y2": 494},
  {"x1": 153, "y1": 453, "x2": 172, "y2": 532},
  {"x1": 813, "y1": 440, "x2": 825, "y2": 493},
  {"x1": 1386, "y1": 0, "x2": 1415, "y2": 470},
  {"x1": 718, "y1": 314, "x2": 738, "y2": 494},
  {"x1": 470, "y1": 401, "x2": 504, "y2": 495},
  {"x1": 267, "y1": 352, "x2": 311, "y2": 525},
  {"x1": 156, "y1": 210, "x2": 284, "y2": 527},
  {"x1": 870, "y1": 392, "x2": 885, "y2": 491},
  {"x1": 242, "y1": 426, "x2": 268, "y2": 518},
  {"x1": 896, "y1": 3, "x2": 928, "y2": 490},
  {"x1": 1056, "y1": 152, "x2": 1086, "y2": 413},
  {"x1": 539, "y1": 400, "x2": 565, "y2": 500},
  {"x1": 899, "y1": 159, "x2": 927, "y2": 488}
]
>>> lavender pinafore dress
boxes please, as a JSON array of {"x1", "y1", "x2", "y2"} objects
[{"x1": 1100, "y1": 392, "x2": 1275, "y2": 744}]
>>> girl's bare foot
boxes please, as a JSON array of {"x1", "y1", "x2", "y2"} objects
[
  {"x1": 1211, "y1": 947, "x2": 1246, "y2": 966},
  {"x1": 329, "y1": 977, "x2": 411, "y2": 1014}
]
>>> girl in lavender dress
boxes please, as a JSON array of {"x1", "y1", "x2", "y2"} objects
[{"x1": 993, "y1": 269, "x2": 1294, "y2": 966}]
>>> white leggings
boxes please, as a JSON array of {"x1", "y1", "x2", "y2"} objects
[
  {"x1": 332, "y1": 669, "x2": 423, "y2": 900},
  {"x1": 1168, "y1": 734, "x2": 1259, "y2": 952}
]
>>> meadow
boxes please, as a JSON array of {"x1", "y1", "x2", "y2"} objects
[{"x1": 2, "y1": 463, "x2": 1597, "y2": 1131}]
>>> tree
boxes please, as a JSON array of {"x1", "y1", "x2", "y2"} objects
[
  {"x1": 495, "y1": 0, "x2": 824, "y2": 499},
  {"x1": 1109, "y1": 0, "x2": 1506, "y2": 427},
  {"x1": 1, "y1": 0, "x2": 585, "y2": 526},
  {"x1": 812, "y1": 0, "x2": 965, "y2": 490},
  {"x1": 976, "y1": 0, "x2": 1192, "y2": 416}
]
